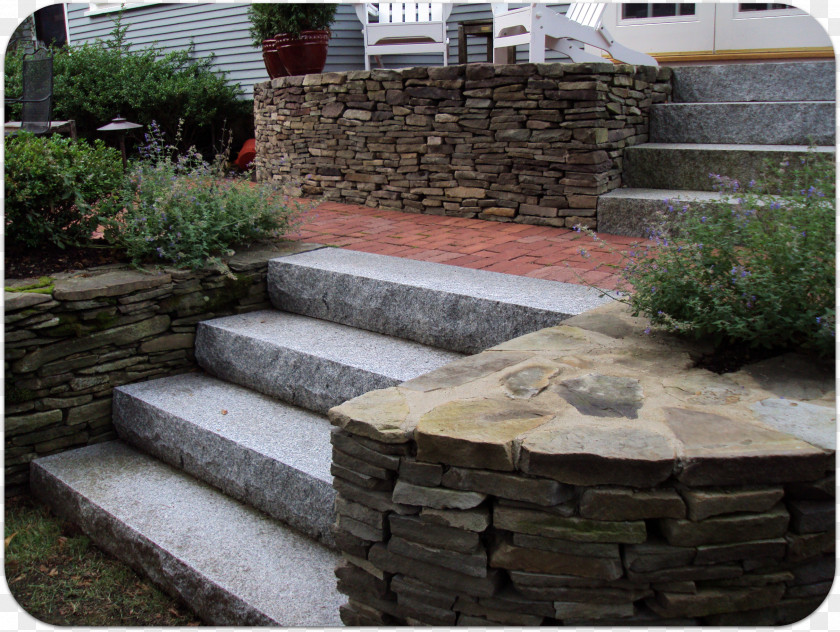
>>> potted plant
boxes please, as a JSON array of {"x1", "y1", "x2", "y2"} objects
[{"x1": 248, "y1": 3, "x2": 338, "y2": 78}]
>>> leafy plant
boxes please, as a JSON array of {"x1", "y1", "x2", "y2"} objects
[
  {"x1": 248, "y1": 3, "x2": 338, "y2": 44},
  {"x1": 100, "y1": 123, "x2": 306, "y2": 272},
  {"x1": 4, "y1": 132, "x2": 123, "y2": 249},
  {"x1": 577, "y1": 151, "x2": 835, "y2": 357},
  {"x1": 4, "y1": 14, "x2": 250, "y2": 153}
]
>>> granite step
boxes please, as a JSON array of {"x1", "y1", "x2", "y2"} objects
[
  {"x1": 267, "y1": 248, "x2": 612, "y2": 354},
  {"x1": 650, "y1": 102, "x2": 834, "y2": 145},
  {"x1": 195, "y1": 309, "x2": 462, "y2": 414},
  {"x1": 670, "y1": 61, "x2": 835, "y2": 103},
  {"x1": 113, "y1": 372, "x2": 336, "y2": 547},
  {"x1": 597, "y1": 188, "x2": 731, "y2": 237},
  {"x1": 622, "y1": 143, "x2": 834, "y2": 192},
  {"x1": 31, "y1": 441, "x2": 344, "y2": 626}
]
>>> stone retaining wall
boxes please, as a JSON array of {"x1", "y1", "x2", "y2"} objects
[
  {"x1": 255, "y1": 63, "x2": 672, "y2": 229},
  {"x1": 327, "y1": 302, "x2": 835, "y2": 625},
  {"x1": 4, "y1": 245, "x2": 309, "y2": 497}
]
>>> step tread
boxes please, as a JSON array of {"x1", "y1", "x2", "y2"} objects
[
  {"x1": 200, "y1": 309, "x2": 461, "y2": 383},
  {"x1": 31, "y1": 441, "x2": 343, "y2": 627},
  {"x1": 273, "y1": 247, "x2": 610, "y2": 311},
  {"x1": 600, "y1": 188, "x2": 724, "y2": 202},
  {"x1": 629, "y1": 143, "x2": 835, "y2": 152}
]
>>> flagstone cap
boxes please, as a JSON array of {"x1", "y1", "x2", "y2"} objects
[{"x1": 329, "y1": 302, "x2": 834, "y2": 488}]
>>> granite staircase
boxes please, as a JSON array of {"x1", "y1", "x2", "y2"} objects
[
  {"x1": 598, "y1": 61, "x2": 836, "y2": 236},
  {"x1": 30, "y1": 246, "x2": 610, "y2": 625}
]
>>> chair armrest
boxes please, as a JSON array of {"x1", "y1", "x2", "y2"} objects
[{"x1": 4, "y1": 96, "x2": 22, "y2": 104}]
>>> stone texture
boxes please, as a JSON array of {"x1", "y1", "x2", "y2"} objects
[
  {"x1": 554, "y1": 373, "x2": 643, "y2": 418},
  {"x1": 681, "y1": 486, "x2": 785, "y2": 521},
  {"x1": 660, "y1": 505, "x2": 790, "y2": 546},
  {"x1": 391, "y1": 480, "x2": 486, "y2": 510},
  {"x1": 750, "y1": 398, "x2": 836, "y2": 453},
  {"x1": 648, "y1": 585, "x2": 786, "y2": 619},
  {"x1": 579, "y1": 487, "x2": 685, "y2": 520},
  {"x1": 4, "y1": 291, "x2": 53, "y2": 310},
  {"x1": 441, "y1": 466, "x2": 572, "y2": 506},
  {"x1": 489, "y1": 540, "x2": 623, "y2": 580},
  {"x1": 389, "y1": 514, "x2": 480, "y2": 553},
  {"x1": 32, "y1": 442, "x2": 343, "y2": 626},
  {"x1": 494, "y1": 505, "x2": 647, "y2": 543},
  {"x1": 52, "y1": 270, "x2": 171, "y2": 301},
  {"x1": 330, "y1": 388, "x2": 413, "y2": 444},
  {"x1": 420, "y1": 506, "x2": 491, "y2": 532}
]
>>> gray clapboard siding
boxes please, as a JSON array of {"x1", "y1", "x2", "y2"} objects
[{"x1": 66, "y1": 3, "x2": 571, "y2": 98}]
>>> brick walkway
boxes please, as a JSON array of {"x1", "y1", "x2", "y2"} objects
[{"x1": 292, "y1": 201, "x2": 647, "y2": 290}]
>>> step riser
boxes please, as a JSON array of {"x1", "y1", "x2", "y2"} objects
[
  {"x1": 269, "y1": 264, "x2": 572, "y2": 354},
  {"x1": 195, "y1": 323, "x2": 403, "y2": 414},
  {"x1": 671, "y1": 62, "x2": 835, "y2": 103},
  {"x1": 622, "y1": 146, "x2": 830, "y2": 192},
  {"x1": 598, "y1": 195, "x2": 724, "y2": 238},
  {"x1": 113, "y1": 389, "x2": 337, "y2": 547},
  {"x1": 650, "y1": 102, "x2": 835, "y2": 145}
]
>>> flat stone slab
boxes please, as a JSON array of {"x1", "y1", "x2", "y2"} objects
[
  {"x1": 114, "y1": 373, "x2": 336, "y2": 545},
  {"x1": 330, "y1": 301, "x2": 835, "y2": 488},
  {"x1": 4, "y1": 291, "x2": 53, "y2": 311},
  {"x1": 31, "y1": 442, "x2": 343, "y2": 626},
  {"x1": 52, "y1": 270, "x2": 172, "y2": 301},
  {"x1": 268, "y1": 247, "x2": 611, "y2": 353},
  {"x1": 196, "y1": 310, "x2": 461, "y2": 414}
]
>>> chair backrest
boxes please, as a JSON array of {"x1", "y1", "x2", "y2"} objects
[
  {"x1": 21, "y1": 48, "x2": 53, "y2": 135},
  {"x1": 376, "y1": 3, "x2": 452, "y2": 23},
  {"x1": 565, "y1": 2, "x2": 606, "y2": 28}
]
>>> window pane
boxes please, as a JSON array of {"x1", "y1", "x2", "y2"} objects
[
  {"x1": 622, "y1": 4, "x2": 650, "y2": 19},
  {"x1": 679, "y1": 4, "x2": 696, "y2": 16},
  {"x1": 651, "y1": 4, "x2": 678, "y2": 18},
  {"x1": 739, "y1": 3, "x2": 792, "y2": 10}
]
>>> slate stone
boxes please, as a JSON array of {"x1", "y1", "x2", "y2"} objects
[
  {"x1": 336, "y1": 514, "x2": 384, "y2": 541},
  {"x1": 622, "y1": 541, "x2": 696, "y2": 573},
  {"x1": 554, "y1": 373, "x2": 643, "y2": 418},
  {"x1": 138, "y1": 333, "x2": 195, "y2": 354},
  {"x1": 396, "y1": 594, "x2": 458, "y2": 626},
  {"x1": 330, "y1": 387, "x2": 413, "y2": 444},
  {"x1": 398, "y1": 459, "x2": 443, "y2": 486},
  {"x1": 335, "y1": 497, "x2": 386, "y2": 529},
  {"x1": 785, "y1": 531, "x2": 835, "y2": 562},
  {"x1": 415, "y1": 397, "x2": 554, "y2": 471},
  {"x1": 5, "y1": 409, "x2": 63, "y2": 436},
  {"x1": 330, "y1": 429, "x2": 400, "y2": 471},
  {"x1": 786, "y1": 499, "x2": 835, "y2": 534},
  {"x1": 456, "y1": 595, "x2": 546, "y2": 625},
  {"x1": 389, "y1": 514, "x2": 480, "y2": 553},
  {"x1": 333, "y1": 478, "x2": 418, "y2": 516},
  {"x1": 680, "y1": 486, "x2": 785, "y2": 521},
  {"x1": 518, "y1": 418, "x2": 677, "y2": 487},
  {"x1": 500, "y1": 362, "x2": 559, "y2": 399},
  {"x1": 554, "y1": 600, "x2": 635, "y2": 621},
  {"x1": 441, "y1": 466, "x2": 572, "y2": 506},
  {"x1": 648, "y1": 585, "x2": 786, "y2": 619},
  {"x1": 751, "y1": 398, "x2": 836, "y2": 453},
  {"x1": 52, "y1": 270, "x2": 171, "y2": 301},
  {"x1": 391, "y1": 574, "x2": 457, "y2": 610},
  {"x1": 737, "y1": 352, "x2": 835, "y2": 400},
  {"x1": 627, "y1": 564, "x2": 743, "y2": 584},
  {"x1": 660, "y1": 505, "x2": 790, "y2": 547},
  {"x1": 368, "y1": 543, "x2": 502, "y2": 597},
  {"x1": 493, "y1": 505, "x2": 647, "y2": 543},
  {"x1": 333, "y1": 448, "x2": 393, "y2": 480},
  {"x1": 663, "y1": 407, "x2": 829, "y2": 486},
  {"x1": 512, "y1": 533, "x2": 619, "y2": 559},
  {"x1": 335, "y1": 561, "x2": 390, "y2": 599},
  {"x1": 694, "y1": 538, "x2": 786, "y2": 565},
  {"x1": 391, "y1": 480, "x2": 486, "y2": 510},
  {"x1": 389, "y1": 536, "x2": 488, "y2": 578},
  {"x1": 4, "y1": 291, "x2": 52, "y2": 311},
  {"x1": 579, "y1": 487, "x2": 685, "y2": 520},
  {"x1": 420, "y1": 506, "x2": 491, "y2": 532},
  {"x1": 402, "y1": 351, "x2": 531, "y2": 392}
]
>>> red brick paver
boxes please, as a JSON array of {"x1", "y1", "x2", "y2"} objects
[{"x1": 292, "y1": 201, "x2": 649, "y2": 290}]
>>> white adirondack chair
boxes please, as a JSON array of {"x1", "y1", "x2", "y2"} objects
[
  {"x1": 354, "y1": 3, "x2": 453, "y2": 70},
  {"x1": 492, "y1": 2, "x2": 658, "y2": 66}
]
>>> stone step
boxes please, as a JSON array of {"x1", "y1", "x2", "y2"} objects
[
  {"x1": 267, "y1": 248, "x2": 612, "y2": 354},
  {"x1": 622, "y1": 143, "x2": 834, "y2": 192},
  {"x1": 30, "y1": 441, "x2": 343, "y2": 626},
  {"x1": 195, "y1": 309, "x2": 462, "y2": 414},
  {"x1": 113, "y1": 373, "x2": 336, "y2": 546},
  {"x1": 597, "y1": 188, "x2": 726, "y2": 237},
  {"x1": 650, "y1": 102, "x2": 834, "y2": 145},
  {"x1": 671, "y1": 61, "x2": 835, "y2": 103}
]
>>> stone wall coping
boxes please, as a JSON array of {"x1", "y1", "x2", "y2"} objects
[{"x1": 329, "y1": 301, "x2": 835, "y2": 488}]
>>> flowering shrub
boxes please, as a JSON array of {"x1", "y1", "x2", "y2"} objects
[
  {"x1": 581, "y1": 151, "x2": 835, "y2": 356},
  {"x1": 100, "y1": 123, "x2": 305, "y2": 272},
  {"x1": 5, "y1": 132, "x2": 123, "y2": 249}
]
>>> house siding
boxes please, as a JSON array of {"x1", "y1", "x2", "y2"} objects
[{"x1": 66, "y1": 3, "x2": 571, "y2": 98}]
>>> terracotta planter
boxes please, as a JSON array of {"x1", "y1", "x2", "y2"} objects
[
  {"x1": 274, "y1": 30, "x2": 330, "y2": 76},
  {"x1": 261, "y1": 39, "x2": 288, "y2": 79}
]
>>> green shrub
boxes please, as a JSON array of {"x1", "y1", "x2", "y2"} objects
[
  {"x1": 4, "y1": 132, "x2": 123, "y2": 249},
  {"x1": 248, "y1": 3, "x2": 338, "y2": 43},
  {"x1": 584, "y1": 151, "x2": 835, "y2": 356},
  {"x1": 100, "y1": 124, "x2": 305, "y2": 272},
  {"x1": 4, "y1": 17, "x2": 249, "y2": 153}
]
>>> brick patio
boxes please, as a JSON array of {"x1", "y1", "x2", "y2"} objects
[{"x1": 293, "y1": 201, "x2": 647, "y2": 290}]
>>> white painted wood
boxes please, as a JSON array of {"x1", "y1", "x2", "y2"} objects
[
  {"x1": 714, "y1": 3, "x2": 830, "y2": 53},
  {"x1": 354, "y1": 3, "x2": 451, "y2": 69}
]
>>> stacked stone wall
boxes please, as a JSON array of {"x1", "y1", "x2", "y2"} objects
[
  {"x1": 3, "y1": 247, "x2": 301, "y2": 496},
  {"x1": 327, "y1": 304, "x2": 835, "y2": 625},
  {"x1": 255, "y1": 63, "x2": 672, "y2": 230}
]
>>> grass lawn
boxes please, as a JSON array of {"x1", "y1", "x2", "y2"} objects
[{"x1": 4, "y1": 496, "x2": 202, "y2": 626}]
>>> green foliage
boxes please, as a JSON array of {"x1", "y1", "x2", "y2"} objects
[
  {"x1": 248, "y1": 3, "x2": 338, "y2": 43},
  {"x1": 583, "y1": 151, "x2": 835, "y2": 356},
  {"x1": 4, "y1": 15, "x2": 249, "y2": 151},
  {"x1": 100, "y1": 124, "x2": 306, "y2": 272},
  {"x1": 5, "y1": 277, "x2": 55, "y2": 293},
  {"x1": 4, "y1": 133, "x2": 123, "y2": 249}
]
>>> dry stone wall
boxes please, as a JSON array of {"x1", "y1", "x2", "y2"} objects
[
  {"x1": 255, "y1": 63, "x2": 672, "y2": 229},
  {"x1": 327, "y1": 302, "x2": 835, "y2": 626},
  {"x1": 4, "y1": 245, "x2": 310, "y2": 496}
]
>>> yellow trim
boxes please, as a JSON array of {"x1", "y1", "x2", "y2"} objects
[{"x1": 650, "y1": 47, "x2": 835, "y2": 63}]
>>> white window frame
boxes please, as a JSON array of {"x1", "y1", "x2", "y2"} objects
[
  {"x1": 617, "y1": 3, "x2": 700, "y2": 26},
  {"x1": 85, "y1": 2, "x2": 160, "y2": 17},
  {"x1": 734, "y1": 3, "x2": 806, "y2": 18}
]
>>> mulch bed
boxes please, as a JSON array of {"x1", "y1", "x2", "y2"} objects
[{"x1": 4, "y1": 245, "x2": 129, "y2": 281}]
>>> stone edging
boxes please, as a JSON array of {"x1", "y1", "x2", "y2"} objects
[{"x1": 328, "y1": 301, "x2": 835, "y2": 625}]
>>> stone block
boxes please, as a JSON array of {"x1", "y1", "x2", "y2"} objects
[
  {"x1": 389, "y1": 535, "x2": 487, "y2": 577},
  {"x1": 389, "y1": 514, "x2": 480, "y2": 553},
  {"x1": 512, "y1": 533, "x2": 619, "y2": 559},
  {"x1": 5, "y1": 409, "x2": 63, "y2": 436},
  {"x1": 139, "y1": 333, "x2": 195, "y2": 353},
  {"x1": 647, "y1": 585, "x2": 786, "y2": 619},
  {"x1": 785, "y1": 531, "x2": 835, "y2": 562},
  {"x1": 694, "y1": 538, "x2": 786, "y2": 565},
  {"x1": 494, "y1": 504, "x2": 646, "y2": 543},
  {"x1": 489, "y1": 540, "x2": 623, "y2": 580},
  {"x1": 330, "y1": 430, "x2": 401, "y2": 471},
  {"x1": 554, "y1": 600, "x2": 634, "y2": 621},
  {"x1": 52, "y1": 270, "x2": 171, "y2": 301},
  {"x1": 441, "y1": 467, "x2": 572, "y2": 506},
  {"x1": 333, "y1": 478, "x2": 417, "y2": 515},
  {"x1": 579, "y1": 487, "x2": 685, "y2": 520},
  {"x1": 392, "y1": 480, "x2": 486, "y2": 510},
  {"x1": 680, "y1": 486, "x2": 785, "y2": 521},
  {"x1": 420, "y1": 506, "x2": 491, "y2": 532},
  {"x1": 398, "y1": 459, "x2": 442, "y2": 486},
  {"x1": 786, "y1": 499, "x2": 835, "y2": 534},
  {"x1": 660, "y1": 505, "x2": 790, "y2": 546},
  {"x1": 622, "y1": 541, "x2": 696, "y2": 573}
]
